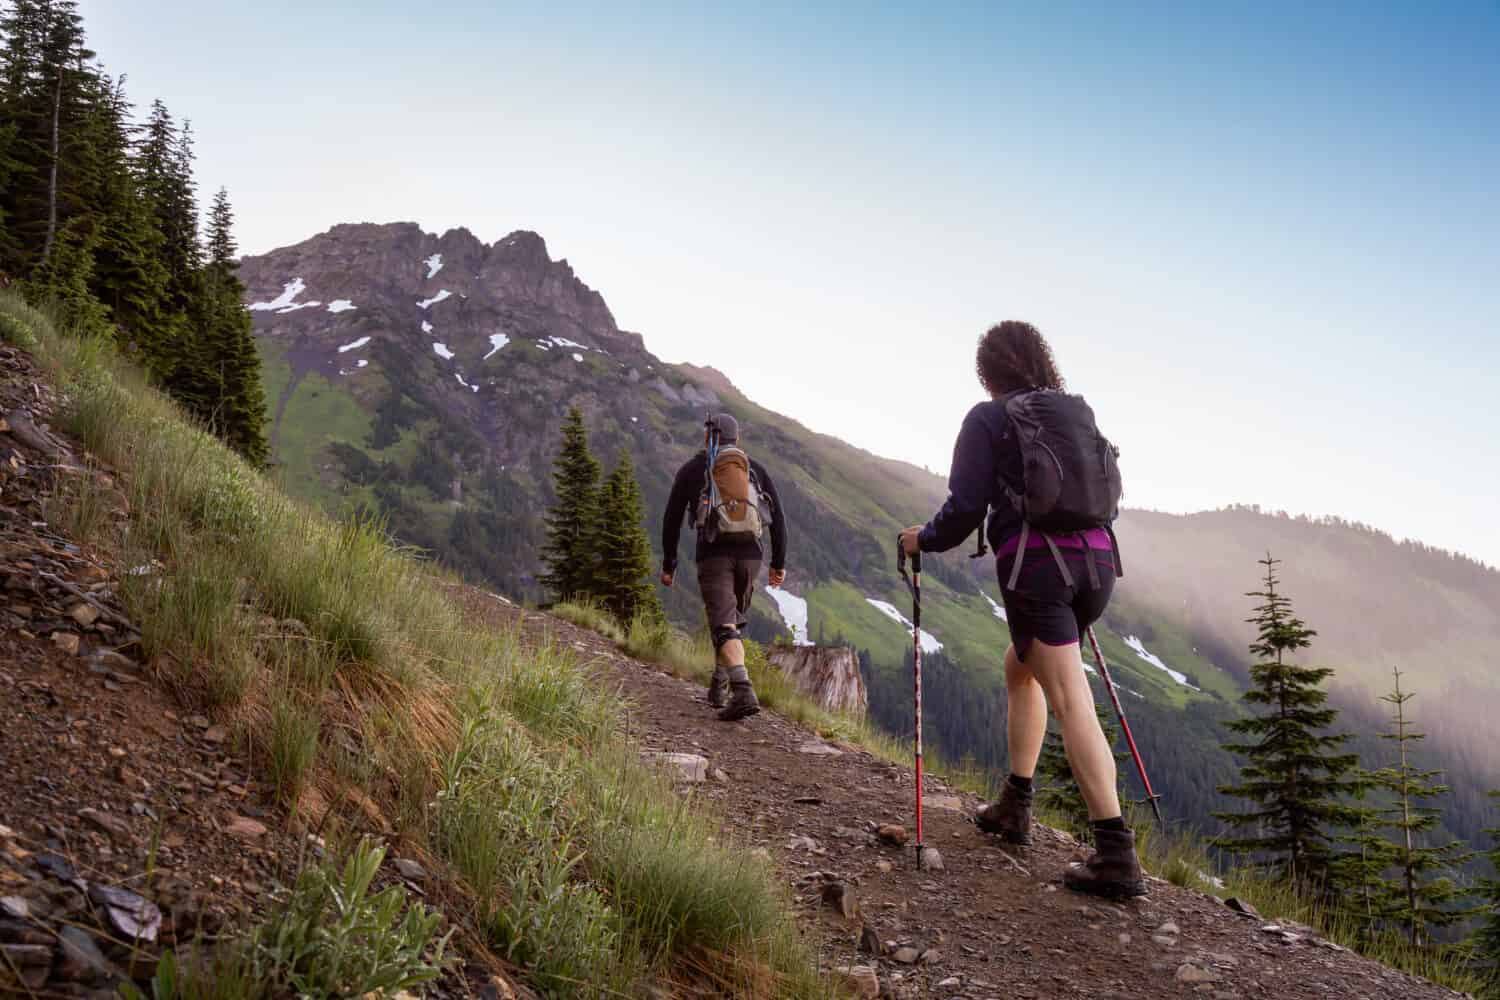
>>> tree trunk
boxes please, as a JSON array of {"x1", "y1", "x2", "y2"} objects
[{"x1": 41, "y1": 58, "x2": 62, "y2": 261}]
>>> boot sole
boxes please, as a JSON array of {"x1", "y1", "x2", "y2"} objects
[
  {"x1": 974, "y1": 820, "x2": 1031, "y2": 845},
  {"x1": 717, "y1": 704, "x2": 760, "y2": 722},
  {"x1": 974, "y1": 809, "x2": 1032, "y2": 844},
  {"x1": 1064, "y1": 877, "x2": 1147, "y2": 900}
]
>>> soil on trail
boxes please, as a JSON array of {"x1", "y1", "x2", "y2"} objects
[{"x1": 453, "y1": 592, "x2": 1468, "y2": 1000}]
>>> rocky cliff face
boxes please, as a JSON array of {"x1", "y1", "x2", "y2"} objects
[{"x1": 766, "y1": 644, "x2": 867, "y2": 716}]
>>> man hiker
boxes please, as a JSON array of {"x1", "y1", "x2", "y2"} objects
[
  {"x1": 898, "y1": 321, "x2": 1146, "y2": 899},
  {"x1": 661, "y1": 413, "x2": 788, "y2": 721}
]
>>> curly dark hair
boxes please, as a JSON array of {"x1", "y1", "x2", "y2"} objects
[{"x1": 975, "y1": 321, "x2": 1064, "y2": 395}]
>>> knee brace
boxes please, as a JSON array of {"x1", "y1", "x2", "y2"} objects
[{"x1": 712, "y1": 624, "x2": 741, "y2": 650}]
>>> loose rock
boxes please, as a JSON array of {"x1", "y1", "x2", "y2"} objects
[{"x1": 876, "y1": 824, "x2": 908, "y2": 846}]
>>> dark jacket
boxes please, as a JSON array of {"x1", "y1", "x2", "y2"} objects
[
  {"x1": 917, "y1": 399, "x2": 1026, "y2": 554},
  {"x1": 661, "y1": 451, "x2": 787, "y2": 573}
]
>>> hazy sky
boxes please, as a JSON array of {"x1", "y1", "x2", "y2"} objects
[{"x1": 80, "y1": 2, "x2": 1500, "y2": 567}]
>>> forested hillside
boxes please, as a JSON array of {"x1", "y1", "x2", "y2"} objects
[{"x1": 0, "y1": 0, "x2": 266, "y2": 461}]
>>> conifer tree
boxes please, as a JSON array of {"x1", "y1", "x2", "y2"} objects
[
  {"x1": 593, "y1": 449, "x2": 662, "y2": 624},
  {"x1": 539, "y1": 406, "x2": 601, "y2": 603},
  {"x1": 1369, "y1": 668, "x2": 1473, "y2": 946},
  {"x1": 197, "y1": 187, "x2": 268, "y2": 464},
  {"x1": 1215, "y1": 555, "x2": 1364, "y2": 889},
  {"x1": 1472, "y1": 791, "x2": 1500, "y2": 996},
  {"x1": 1330, "y1": 798, "x2": 1399, "y2": 943}
]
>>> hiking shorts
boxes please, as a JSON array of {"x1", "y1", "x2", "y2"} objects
[
  {"x1": 999, "y1": 546, "x2": 1115, "y2": 661},
  {"x1": 697, "y1": 553, "x2": 761, "y2": 647}
]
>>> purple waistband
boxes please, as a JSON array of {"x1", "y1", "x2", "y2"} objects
[{"x1": 995, "y1": 527, "x2": 1112, "y2": 560}]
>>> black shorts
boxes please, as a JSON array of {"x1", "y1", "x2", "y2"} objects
[{"x1": 999, "y1": 546, "x2": 1115, "y2": 661}]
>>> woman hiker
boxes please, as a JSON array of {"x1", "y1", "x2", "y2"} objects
[{"x1": 898, "y1": 320, "x2": 1146, "y2": 899}]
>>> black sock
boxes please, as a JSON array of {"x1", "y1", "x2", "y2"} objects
[
  {"x1": 1092, "y1": 815, "x2": 1127, "y2": 833},
  {"x1": 1007, "y1": 773, "x2": 1034, "y2": 795}
]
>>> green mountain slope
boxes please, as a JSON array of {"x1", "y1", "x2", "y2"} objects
[{"x1": 241, "y1": 222, "x2": 1500, "y2": 848}]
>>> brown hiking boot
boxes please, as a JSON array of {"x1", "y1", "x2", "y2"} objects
[
  {"x1": 1063, "y1": 827, "x2": 1147, "y2": 899},
  {"x1": 717, "y1": 682, "x2": 760, "y2": 722},
  {"x1": 975, "y1": 781, "x2": 1033, "y2": 844},
  {"x1": 707, "y1": 668, "x2": 729, "y2": 709}
]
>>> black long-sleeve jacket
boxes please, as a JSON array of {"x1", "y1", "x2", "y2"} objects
[
  {"x1": 661, "y1": 451, "x2": 788, "y2": 573},
  {"x1": 917, "y1": 399, "x2": 1026, "y2": 554}
]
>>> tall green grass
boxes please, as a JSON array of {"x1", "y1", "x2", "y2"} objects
[{"x1": 2, "y1": 293, "x2": 829, "y2": 998}]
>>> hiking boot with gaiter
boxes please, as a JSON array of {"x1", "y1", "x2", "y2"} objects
[
  {"x1": 975, "y1": 778, "x2": 1033, "y2": 844},
  {"x1": 707, "y1": 668, "x2": 729, "y2": 709},
  {"x1": 1063, "y1": 826, "x2": 1147, "y2": 899},
  {"x1": 717, "y1": 667, "x2": 760, "y2": 721}
]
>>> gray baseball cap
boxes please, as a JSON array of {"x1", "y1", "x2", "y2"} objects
[{"x1": 707, "y1": 413, "x2": 739, "y2": 443}]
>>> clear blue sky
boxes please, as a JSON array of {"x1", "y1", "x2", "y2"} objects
[{"x1": 80, "y1": 2, "x2": 1500, "y2": 567}]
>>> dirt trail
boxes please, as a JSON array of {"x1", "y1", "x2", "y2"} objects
[{"x1": 456, "y1": 594, "x2": 1468, "y2": 1000}]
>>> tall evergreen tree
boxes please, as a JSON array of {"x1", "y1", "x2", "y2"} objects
[
  {"x1": 196, "y1": 187, "x2": 267, "y2": 464},
  {"x1": 1369, "y1": 668, "x2": 1473, "y2": 946},
  {"x1": 539, "y1": 406, "x2": 601, "y2": 603},
  {"x1": 593, "y1": 449, "x2": 662, "y2": 624},
  {"x1": 1473, "y1": 791, "x2": 1500, "y2": 997},
  {"x1": 1215, "y1": 555, "x2": 1364, "y2": 889}
]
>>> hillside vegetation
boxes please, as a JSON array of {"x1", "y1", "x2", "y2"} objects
[{"x1": 0, "y1": 291, "x2": 827, "y2": 997}]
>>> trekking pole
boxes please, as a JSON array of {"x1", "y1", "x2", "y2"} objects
[
  {"x1": 896, "y1": 540, "x2": 925, "y2": 869},
  {"x1": 1085, "y1": 626, "x2": 1164, "y2": 825}
]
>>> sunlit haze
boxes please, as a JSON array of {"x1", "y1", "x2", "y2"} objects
[{"x1": 81, "y1": 2, "x2": 1500, "y2": 566}]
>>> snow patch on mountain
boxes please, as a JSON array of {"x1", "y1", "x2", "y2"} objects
[
  {"x1": 326, "y1": 299, "x2": 356, "y2": 313},
  {"x1": 418, "y1": 290, "x2": 451, "y2": 310},
  {"x1": 766, "y1": 587, "x2": 812, "y2": 646},
  {"x1": 982, "y1": 591, "x2": 1008, "y2": 622},
  {"x1": 276, "y1": 301, "x2": 321, "y2": 314},
  {"x1": 1124, "y1": 635, "x2": 1198, "y2": 689},
  {"x1": 423, "y1": 253, "x2": 443, "y2": 279},
  {"x1": 248, "y1": 278, "x2": 307, "y2": 311},
  {"x1": 866, "y1": 598, "x2": 943, "y2": 653},
  {"x1": 484, "y1": 333, "x2": 509, "y2": 359},
  {"x1": 433, "y1": 342, "x2": 454, "y2": 360},
  {"x1": 572, "y1": 352, "x2": 584, "y2": 363},
  {"x1": 336, "y1": 336, "x2": 371, "y2": 353},
  {"x1": 455, "y1": 372, "x2": 477, "y2": 392},
  {"x1": 356, "y1": 359, "x2": 368, "y2": 368}
]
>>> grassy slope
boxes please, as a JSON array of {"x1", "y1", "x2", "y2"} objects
[{"x1": 1, "y1": 294, "x2": 828, "y2": 999}]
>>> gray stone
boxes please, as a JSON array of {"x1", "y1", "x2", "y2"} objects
[
  {"x1": 0, "y1": 895, "x2": 30, "y2": 919},
  {"x1": 936, "y1": 977, "x2": 961, "y2": 989},
  {"x1": 393, "y1": 858, "x2": 429, "y2": 881},
  {"x1": 919, "y1": 847, "x2": 944, "y2": 872},
  {"x1": 1156, "y1": 921, "x2": 1180, "y2": 936},
  {"x1": 1175, "y1": 963, "x2": 1223, "y2": 984},
  {"x1": 1224, "y1": 896, "x2": 1259, "y2": 918},
  {"x1": 821, "y1": 882, "x2": 858, "y2": 920},
  {"x1": 55, "y1": 925, "x2": 113, "y2": 982},
  {"x1": 891, "y1": 946, "x2": 920, "y2": 964},
  {"x1": 89, "y1": 883, "x2": 161, "y2": 942},
  {"x1": 797, "y1": 741, "x2": 843, "y2": 756},
  {"x1": 641, "y1": 752, "x2": 708, "y2": 783}
]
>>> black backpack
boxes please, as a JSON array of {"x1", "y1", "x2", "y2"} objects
[{"x1": 998, "y1": 389, "x2": 1123, "y2": 590}]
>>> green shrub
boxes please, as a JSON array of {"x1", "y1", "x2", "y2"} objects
[{"x1": 123, "y1": 840, "x2": 448, "y2": 1000}]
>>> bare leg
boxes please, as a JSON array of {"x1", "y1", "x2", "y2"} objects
[
  {"x1": 1025, "y1": 640, "x2": 1121, "y2": 820},
  {"x1": 1004, "y1": 644, "x2": 1047, "y2": 779},
  {"x1": 717, "y1": 638, "x2": 745, "y2": 669}
]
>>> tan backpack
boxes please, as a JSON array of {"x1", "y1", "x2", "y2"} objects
[{"x1": 695, "y1": 444, "x2": 767, "y2": 542}]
